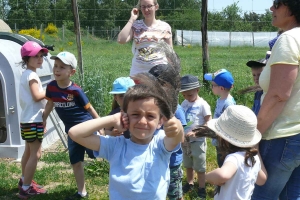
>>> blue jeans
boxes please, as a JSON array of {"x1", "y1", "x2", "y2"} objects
[{"x1": 251, "y1": 133, "x2": 300, "y2": 200}]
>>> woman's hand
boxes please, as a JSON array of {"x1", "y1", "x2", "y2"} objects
[{"x1": 130, "y1": 8, "x2": 139, "y2": 21}]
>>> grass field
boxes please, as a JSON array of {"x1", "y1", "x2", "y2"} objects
[{"x1": 0, "y1": 30, "x2": 268, "y2": 199}]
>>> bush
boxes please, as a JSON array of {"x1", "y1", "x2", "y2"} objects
[
  {"x1": 18, "y1": 28, "x2": 40, "y2": 39},
  {"x1": 63, "y1": 20, "x2": 74, "y2": 31},
  {"x1": 44, "y1": 23, "x2": 58, "y2": 35}
]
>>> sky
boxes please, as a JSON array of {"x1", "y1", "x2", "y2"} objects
[{"x1": 207, "y1": 0, "x2": 272, "y2": 14}]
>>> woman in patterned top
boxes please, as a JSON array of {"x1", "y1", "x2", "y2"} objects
[{"x1": 117, "y1": 0, "x2": 173, "y2": 76}]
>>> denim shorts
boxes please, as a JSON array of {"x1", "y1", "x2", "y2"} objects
[
  {"x1": 251, "y1": 133, "x2": 300, "y2": 200},
  {"x1": 67, "y1": 135, "x2": 95, "y2": 165}
]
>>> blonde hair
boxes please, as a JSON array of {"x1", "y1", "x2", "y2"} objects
[{"x1": 136, "y1": 0, "x2": 158, "y2": 8}]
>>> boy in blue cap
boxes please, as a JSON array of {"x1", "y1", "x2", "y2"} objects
[{"x1": 204, "y1": 69, "x2": 236, "y2": 167}]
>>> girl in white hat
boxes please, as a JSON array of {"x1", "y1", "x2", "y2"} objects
[{"x1": 203, "y1": 105, "x2": 267, "y2": 200}]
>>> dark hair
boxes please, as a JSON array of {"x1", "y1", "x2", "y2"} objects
[
  {"x1": 111, "y1": 98, "x2": 120, "y2": 111},
  {"x1": 20, "y1": 56, "x2": 30, "y2": 69},
  {"x1": 283, "y1": 0, "x2": 300, "y2": 23},
  {"x1": 218, "y1": 137, "x2": 258, "y2": 167},
  {"x1": 123, "y1": 84, "x2": 165, "y2": 118},
  {"x1": 214, "y1": 136, "x2": 258, "y2": 195}
]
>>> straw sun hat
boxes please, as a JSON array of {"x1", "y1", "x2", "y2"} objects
[{"x1": 207, "y1": 105, "x2": 262, "y2": 147}]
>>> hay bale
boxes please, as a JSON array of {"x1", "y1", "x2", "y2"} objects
[{"x1": 0, "y1": 20, "x2": 12, "y2": 32}]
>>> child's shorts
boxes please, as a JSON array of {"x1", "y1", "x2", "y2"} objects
[
  {"x1": 167, "y1": 164, "x2": 183, "y2": 200},
  {"x1": 20, "y1": 123, "x2": 44, "y2": 142},
  {"x1": 67, "y1": 135, "x2": 96, "y2": 165},
  {"x1": 182, "y1": 140, "x2": 206, "y2": 172}
]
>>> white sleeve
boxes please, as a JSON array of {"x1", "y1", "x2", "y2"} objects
[
  {"x1": 28, "y1": 71, "x2": 40, "y2": 82},
  {"x1": 223, "y1": 153, "x2": 239, "y2": 168},
  {"x1": 202, "y1": 100, "x2": 212, "y2": 117}
]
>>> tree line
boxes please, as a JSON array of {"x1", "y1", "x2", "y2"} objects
[{"x1": 1, "y1": 0, "x2": 277, "y2": 38}]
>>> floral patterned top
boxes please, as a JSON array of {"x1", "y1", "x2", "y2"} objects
[{"x1": 130, "y1": 19, "x2": 172, "y2": 76}]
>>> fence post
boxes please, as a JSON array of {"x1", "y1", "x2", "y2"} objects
[
  {"x1": 181, "y1": 30, "x2": 183, "y2": 47},
  {"x1": 87, "y1": 26, "x2": 89, "y2": 39},
  {"x1": 252, "y1": 31, "x2": 254, "y2": 47},
  {"x1": 92, "y1": 27, "x2": 94, "y2": 37},
  {"x1": 14, "y1": 23, "x2": 17, "y2": 33},
  {"x1": 62, "y1": 25, "x2": 65, "y2": 41},
  {"x1": 40, "y1": 24, "x2": 43, "y2": 40},
  {"x1": 229, "y1": 31, "x2": 231, "y2": 47}
]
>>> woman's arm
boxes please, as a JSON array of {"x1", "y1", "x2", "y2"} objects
[
  {"x1": 164, "y1": 36, "x2": 173, "y2": 48},
  {"x1": 205, "y1": 161, "x2": 237, "y2": 186},
  {"x1": 257, "y1": 64, "x2": 298, "y2": 133},
  {"x1": 117, "y1": 8, "x2": 139, "y2": 44}
]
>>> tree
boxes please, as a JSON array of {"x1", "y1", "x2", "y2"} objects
[
  {"x1": 6, "y1": 0, "x2": 35, "y2": 29},
  {"x1": 0, "y1": 0, "x2": 9, "y2": 20}
]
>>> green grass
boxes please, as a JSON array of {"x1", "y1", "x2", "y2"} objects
[{"x1": 0, "y1": 30, "x2": 268, "y2": 199}]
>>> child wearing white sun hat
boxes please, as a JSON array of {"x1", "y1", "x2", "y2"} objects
[{"x1": 204, "y1": 105, "x2": 267, "y2": 200}]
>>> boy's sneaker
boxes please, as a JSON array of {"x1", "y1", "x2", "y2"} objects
[
  {"x1": 65, "y1": 192, "x2": 89, "y2": 200},
  {"x1": 18, "y1": 178, "x2": 44, "y2": 190},
  {"x1": 182, "y1": 183, "x2": 194, "y2": 194},
  {"x1": 197, "y1": 187, "x2": 206, "y2": 199},
  {"x1": 17, "y1": 186, "x2": 47, "y2": 199}
]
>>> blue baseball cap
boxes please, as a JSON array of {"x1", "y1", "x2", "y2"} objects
[
  {"x1": 204, "y1": 69, "x2": 234, "y2": 88},
  {"x1": 109, "y1": 77, "x2": 135, "y2": 94}
]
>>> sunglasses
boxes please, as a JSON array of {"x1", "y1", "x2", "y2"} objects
[{"x1": 273, "y1": 0, "x2": 283, "y2": 9}]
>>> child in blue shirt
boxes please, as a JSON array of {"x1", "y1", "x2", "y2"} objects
[
  {"x1": 204, "y1": 69, "x2": 235, "y2": 167},
  {"x1": 69, "y1": 44, "x2": 184, "y2": 200},
  {"x1": 69, "y1": 84, "x2": 183, "y2": 200}
]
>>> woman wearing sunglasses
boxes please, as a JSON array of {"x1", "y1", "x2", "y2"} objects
[
  {"x1": 252, "y1": 0, "x2": 300, "y2": 199},
  {"x1": 117, "y1": 0, "x2": 173, "y2": 76}
]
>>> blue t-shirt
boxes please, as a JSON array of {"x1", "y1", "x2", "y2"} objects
[
  {"x1": 212, "y1": 95, "x2": 236, "y2": 146},
  {"x1": 169, "y1": 104, "x2": 187, "y2": 167},
  {"x1": 252, "y1": 91, "x2": 263, "y2": 116},
  {"x1": 45, "y1": 80, "x2": 93, "y2": 133},
  {"x1": 94, "y1": 129, "x2": 180, "y2": 200}
]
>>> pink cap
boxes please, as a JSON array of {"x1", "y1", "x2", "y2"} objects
[{"x1": 21, "y1": 41, "x2": 48, "y2": 58}]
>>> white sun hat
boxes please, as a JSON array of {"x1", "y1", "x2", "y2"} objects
[{"x1": 207, "y1": 105, "x2": 261, "y2": 147}]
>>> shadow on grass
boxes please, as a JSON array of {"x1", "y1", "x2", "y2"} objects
[{"x1": 0, "y1": 186, "x2": 77, "y2": 200}]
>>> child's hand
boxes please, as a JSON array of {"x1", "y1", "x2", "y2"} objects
[
  {"x1": 163, "y1": 116, "x2": 181, "y2": 138},
  {"x1": 112, "y1": 112, "x2": 127, "y2": 133},
  {"x1": 43, "y1": 120, "x2": 47, "y2": 133},
  {"x1": 98, "y1": 129, "x2": 105, "y2": 135},
  {"x1": 121, "y1": 111, "x2": 129, "y2": 130},
  {"x1": 186, "y1": 131, "x2": 195, "y2": 138},
  {"x1": 130, "y1": 8, "x2": 139, "y2": 21},
  {"x1": 111, "y1": 128, "x2": 123, "y2": 137}
]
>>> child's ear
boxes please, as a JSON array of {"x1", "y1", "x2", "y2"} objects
[{"x1": 70, "y1": 69, "x2": 76, "y2": 76}]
